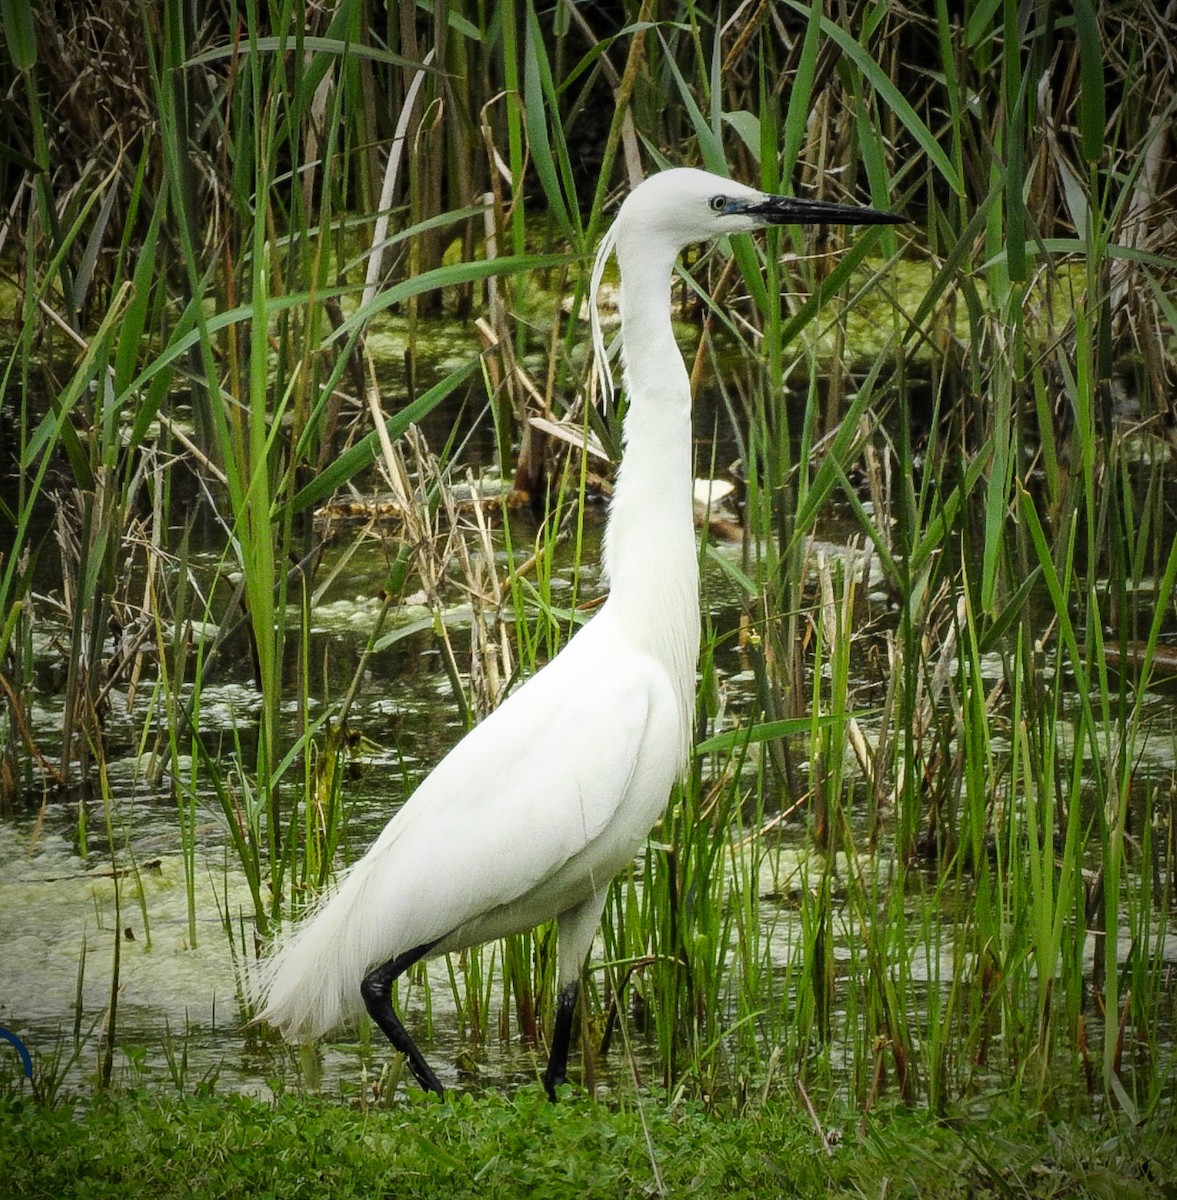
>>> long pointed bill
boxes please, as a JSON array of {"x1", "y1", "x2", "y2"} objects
[{"x1": 735, "y1": 194, "x2": 906, "y2": 226}]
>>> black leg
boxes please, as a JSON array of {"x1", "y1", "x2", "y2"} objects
[
  {"x1": 360, "y1": 941, "x2": 444, "y2": 1095},
  {"x1": 543, "y1": 979, "x2": 580, "y2": 1102}
]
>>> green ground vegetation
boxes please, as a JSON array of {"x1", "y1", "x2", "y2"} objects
[{"x1": 2, "y1": 1086, "x2": 1175, "y2": 1200}]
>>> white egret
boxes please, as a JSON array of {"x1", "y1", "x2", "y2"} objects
[{"x1": 255, "y1": 167, "x2": 904, "y2": 1098}]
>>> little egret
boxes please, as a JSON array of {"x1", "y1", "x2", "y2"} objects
[{"x1": 255, "y1": 167, "x2": 904, "y2": 1098}]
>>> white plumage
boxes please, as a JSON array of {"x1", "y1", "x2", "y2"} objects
[
  {"x1": 254, "y1": 168, "x2": 902, "y2": 1097},
  {"x1": 255, "y1": 620, "x2": 686, "y2": 1037}
]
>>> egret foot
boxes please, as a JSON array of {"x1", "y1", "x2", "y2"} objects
[
  {"x1": 361, "y1": 941, "x2": 444, "y2": 1095},
  {"x1": 543, "y1": 980, "x2": 580, "y2": 1102}
]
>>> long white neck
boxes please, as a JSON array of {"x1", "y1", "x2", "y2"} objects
[{"x1": 601, "y1": 236, "x2": 701, "y2": 740}]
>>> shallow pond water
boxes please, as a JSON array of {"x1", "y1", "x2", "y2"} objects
[
  {"x1": 4, "y1": 386, "x2": 1177, "y2": 1103},
  {"x1": 0, "y1": 500, "x2": 758, "y2": 1097}
]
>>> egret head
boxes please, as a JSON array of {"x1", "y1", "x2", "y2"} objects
[
  {"x1": 613, "y1": 167, "x2": 904, "y2": 254},
  {"x1": 589, "y1": 168, "x2": 904, "y2": 402}
]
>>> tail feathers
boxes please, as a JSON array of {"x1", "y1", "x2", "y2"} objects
[{"x1": 252, "y1": 861, "x2": 396, "y2": 1042}]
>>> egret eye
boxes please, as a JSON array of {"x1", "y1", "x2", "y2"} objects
[{"x1": 708, "y1": 194, "x2": 727, "y2": 213}]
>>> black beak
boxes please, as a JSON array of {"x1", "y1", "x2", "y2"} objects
[{"x1": 736, "y1": 194, "x2": 906, "y2": 227}]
